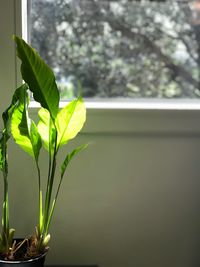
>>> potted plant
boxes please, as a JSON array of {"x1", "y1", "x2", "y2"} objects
[{"x1": 0, "y1": 36, "x2": 87, "y2": 266}]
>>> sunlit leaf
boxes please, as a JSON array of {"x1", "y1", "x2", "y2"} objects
[
  {"x1": 56, "y1": 97, "x2": 86, "y2": 149},
  {"x1": 11, "y1": 92, "x2": 41, "y2": 160},
  {"x1": 3, "y1": 84, "x2": 28, "y2": 136},
  {"x1": 37, "y1": 108, "x2": 56, "y2": 154},
  {"x1": 14, "y1": 36, "x2": 59, "y2": 120},
  {"x1": 0, "y1": 84, "x2": 28, "y2": 172}
]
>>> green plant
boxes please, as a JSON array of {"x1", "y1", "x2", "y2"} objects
[
  {"x1": 0, "y1": 86, "x2": 26, "y2": 258},
  {"x1": 0, "y1": 36, "x2": 87, "y2": 260}
]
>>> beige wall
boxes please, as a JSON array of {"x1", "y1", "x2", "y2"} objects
[
  {"x1": 6, "y1": 120, "x2": 200, "y2": 267},
  {"x1": 1, "y1": 1, "x2": 200, "y2": 267}
]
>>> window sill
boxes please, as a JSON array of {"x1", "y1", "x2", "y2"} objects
[
  {"x1": 30, "y1": 98, "x2": 200, "y2": 110},
  {"x1": 29, "y1": 99, "x2": 200, "y2": 135}
]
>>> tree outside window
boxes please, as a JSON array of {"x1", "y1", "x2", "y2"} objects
[{"x1": 29, "y1": 0, "x2": 200, "y2": 99}]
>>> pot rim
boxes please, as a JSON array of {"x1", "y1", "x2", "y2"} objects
[{"x1": 0, "y1": 251, "x2": 47, "y2": 264}]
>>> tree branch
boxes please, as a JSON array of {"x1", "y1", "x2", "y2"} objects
[{"x1": 104, "y1": 16, "x2": 199, "y2": 88}]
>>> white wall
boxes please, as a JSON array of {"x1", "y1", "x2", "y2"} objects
[{"x1": 1, "y1": 1, "x2": 200, "y2": 267}]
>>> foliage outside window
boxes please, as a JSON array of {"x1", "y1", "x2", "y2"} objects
[{"x1": 29, "y1": 0, "x2": 200, "y2": 99}]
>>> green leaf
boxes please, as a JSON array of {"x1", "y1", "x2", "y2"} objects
[
  {"x1": 11, "y1": 91, "x2": 42, "y2": 160},
  {"x1": 37, "y1": 108, "x2": 56, "y2": 154},
  {"x1": 2, "y1": 84, "x2": 28, "y2": 135},
  {"x1": 13, "y1": 35, "x2": 59, "y2": 120},
  {"x1": 56, "y1": 97, "x2": 86, "y2": 149},
  {"x1": 0, "y1": 84, "x2": 28, "y2": 171},
  {"x1": 61, "y1": 144, "x2": 88, "y2": 178}
]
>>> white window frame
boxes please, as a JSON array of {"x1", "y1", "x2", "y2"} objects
[{"x1": 1, "y1": 0, "x2": 200, "y2": 134}]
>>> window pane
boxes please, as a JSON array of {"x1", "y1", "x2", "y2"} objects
[{"x1": 29, "y1": 0, "x2": 200, "y2": 99}]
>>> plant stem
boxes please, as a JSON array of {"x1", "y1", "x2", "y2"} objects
[
  {"x1": 45, "y1": 172, "x2": 64, "y2": 233},
  {"x1": 3, "y1": 172, "x2": 9, "y2": 239},
  {"x1": 36, "y1": 161, "x2": 42, "y2": 235},
  {"x1": 43, "y1": 149, "x2": 57, "y2": 237},
  {"x1": 43, "y1": 119, "x2": 53, "y2": 236},
  {"x1": 2, "y1": 133, "x2": 9, "y2": 238},
  {"x1": 0, "y1": 132, "x2": 11, "y2": 254},
  {"x1": 42, "y1": 130, "x2": 57, "y2": 243}
]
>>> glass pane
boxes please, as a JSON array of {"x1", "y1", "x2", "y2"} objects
[{"x1": 29, "y1": 0, "x2": 200, "y2": 99}]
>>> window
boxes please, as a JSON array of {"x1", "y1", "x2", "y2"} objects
[{"x1": 27, "y1": 0, "x2": 200, "y2": 101}]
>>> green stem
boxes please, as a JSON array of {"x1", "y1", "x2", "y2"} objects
[
  {"x1": 45, "y1": 172, "x2": 64, "y2": 234},
  {"x1": 43, "y1": 149, "x2": 57, "y2": 237},
  {"x1": 3, "y1": 172, "x2": 9, "y2": 238},
  {"x1": 36, "y1": 161, "x2": 42, "y2": 235},
  {"x1": 42, "y1": 130, "x2": 57, "y2": 242},
  {"x1": 43, "y1": 153, "x2": 51, "y2": 238},
  {"x1": 2, "y1": 134, "x2": 9, "y2": 238},
  {"x1": 43, "y1": 117, "x2": 53, "y2": 230},
  {"x1": 0, "y1": 133, "x2": 10, "y2": 253}
]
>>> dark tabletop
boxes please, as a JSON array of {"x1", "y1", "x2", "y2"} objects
[{"x1": 46, "y1": 265, "x2": 98, "y2": 267}]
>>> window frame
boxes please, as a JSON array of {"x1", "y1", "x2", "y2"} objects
[{"x1": 1, "y1": 0, "x2": 200, "y2": 135}]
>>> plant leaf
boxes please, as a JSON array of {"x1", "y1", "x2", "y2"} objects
[
  {"x1": 56, "y1": 97, "x2": 86, "y2": 149},
  {"x1": 13, "y1": 35, "x2": 59, "y2": 120},
  {"x1": 2, "y1": 84, "x2": 28, "y2": 135},
  {"x1": 0, "y1": 84, "x2": 28, "y2": 171},
  {"x1": 61, "y1": 144, "x2": 88, "y2": 179},
  {"x1": 11, "y1": 91, "x2": 41, "y2": 160},
  {"x1": 37, "y1": 108, "x2": 56, "y2": 154}
]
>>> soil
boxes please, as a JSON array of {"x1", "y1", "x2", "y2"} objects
[{"x1": 0, "y1": 239, "x2": 46, "y2": 261}]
